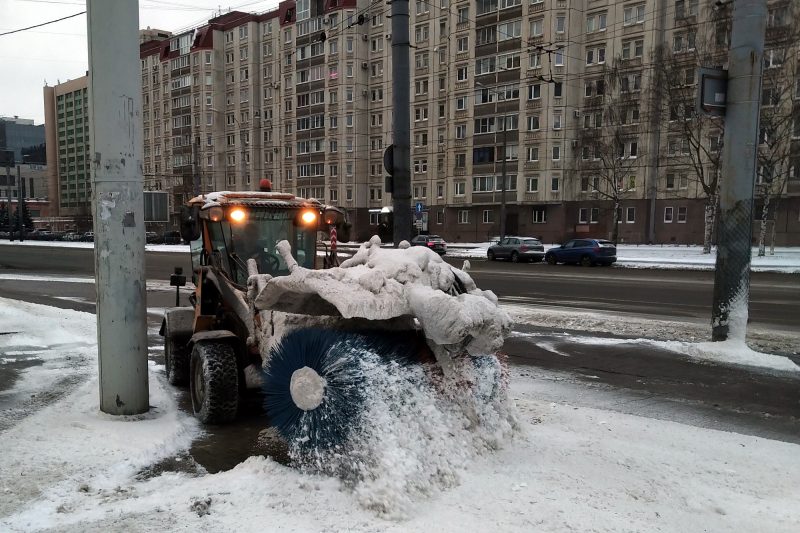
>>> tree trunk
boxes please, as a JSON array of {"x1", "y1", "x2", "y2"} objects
[
  {"x1": 702, "y1": 194, "x2": 716, "y2": 254},
  {"x1": 611, "y1": 200, "x2": 620, "y2": 244},
  {"x1": 769, "y1": 217, "x2": 776, "y2": 255},
  {"x1": 757, "y1": 191, "x2": 771, "y2": 257}
]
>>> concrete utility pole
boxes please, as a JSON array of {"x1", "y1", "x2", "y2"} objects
[
  {"x1": 711, "y1": 0, "x2": 767, "y2": 341},
  {"x1": 192, "y1": 136, "x2": 200, "y2": 196},
  {"x1": 87, "y1": 0, "x2": 149, "y2": 414},
  {"x1": 5, "y1": 163, "x2": 12, "y2": 240},
  {"x1": 391, "y1": 0, "x2": 412, "y2": 245},
  {"x1": 500, "y1": 119, "x2": 508, "y2": 241}
]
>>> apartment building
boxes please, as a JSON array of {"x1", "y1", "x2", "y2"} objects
[
  {"x1": 43, "y1": 76, "x2": 92, "y2": 229},
  {"x1": 137, "y1": 0, "x2": 799, "y2": 243}
]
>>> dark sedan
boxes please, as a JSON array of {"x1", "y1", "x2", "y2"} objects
[
  {"x1": 410, "y1": 234, "x2": 447, "y2": 254},
  {"x1": 545, "y1": 238, "x2": 617, "y2": 266},
  {"x1": 487, "y1": 237, "x2": 545, "y2": 263}
]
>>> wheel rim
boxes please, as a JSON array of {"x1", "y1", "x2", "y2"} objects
[
  {"x1": 547, "y1": 255, "x2": 555, "y2": 265},
  {"x1": 511, "y1": 253, "x2": 519, "y2": 263},
  {"x1": 582, "y1": 256, "x2": 591, "y2": 267},
  {"x1": 164, "y1": 338, "x2": 172, "y2": 378},
  {"x1": 191, "y1": 358, "x2": 205, "y2": 412}
]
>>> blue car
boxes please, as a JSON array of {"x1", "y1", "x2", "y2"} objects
[{"x1": 545, "y1": 238, "x2": 617, "y2": 266}]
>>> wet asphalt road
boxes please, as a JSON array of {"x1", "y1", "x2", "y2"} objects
[
  {"x1": 1, "y1": 242, "x2": 798, "y2": 332},
  {"x1": 1, "y1": 243, "x2": 799, "y2": 473}
]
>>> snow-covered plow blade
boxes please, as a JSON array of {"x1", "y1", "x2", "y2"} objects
[{"x1": 250, "y1": 236, "x2": 512, "y2": 454}]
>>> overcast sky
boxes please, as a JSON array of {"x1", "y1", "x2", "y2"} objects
[{"x1": 0, "y1": 0, "x2": 280, "y2": 124}]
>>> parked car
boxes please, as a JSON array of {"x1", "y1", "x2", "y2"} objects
[
  {"x1": 544, "y1": 238, "x2": 617, "y2": 266},
  {"x1": 145, "y1": 231, "x2": 161, "y2": 244},
  {"x1": 410, "y1": 234, "x2": 447, "y2": 254},
  {"x1": 487, "y1": 237, "x2": 545, "y2": 263},
  {"x1": 162, "y1": 230, "x2": 182, "y2": 245}
]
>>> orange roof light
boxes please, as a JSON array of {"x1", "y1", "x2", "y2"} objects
[
  {"x1": 300, "y1": 210, "x2": 317, "y2": 225},
  {"x1": 208, "y1": 206, "x2": 224, "y2": 222},
  {"x1": 229, "y1": 207, "x2": 247, "y2": 223}
]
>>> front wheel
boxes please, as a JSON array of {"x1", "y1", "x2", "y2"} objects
[
  {"x1": 511, "y1": 251, "x2": 520, "y2": 263},
  {"x1": 190, "y1": 341, "x2": 239, "y2": 424},
  {"x1": 580, "y1": 255, "x2": 594, "y2": 267},
  {"x1": 545, "y1": 254, "x2": 557, "y2": 265}
]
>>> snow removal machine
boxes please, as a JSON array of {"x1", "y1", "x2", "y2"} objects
[{"x1": 160, "y1": 181, "x2": 512, "y2": 454}]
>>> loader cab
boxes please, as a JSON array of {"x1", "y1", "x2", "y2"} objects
[{"x1": 182, "y1": 192, "x2": 326, "y2": 287}]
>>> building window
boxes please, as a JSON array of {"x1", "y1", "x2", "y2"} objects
[
  {"x1": 436, "y1": 211, "x2": 444, "y2": 224},
  {"x1": 552, "y1": 145, "x2": 561, "y2": 161},
  {"x1": 454, "y1": 181, "x2": 466, "y2": 196},
  {"x1": 551, "y1": 176, "x2": 560, "y2": 192},
  {"x1": 458, "y1": 210, "x2": 470, "y2": 224},
  {"x1": 677, "y1": 206, "x2": 688, "y2": 223},
  {"x1": 624, "y1": 3, "x2": 646, "y2": 25},
  {"x1": 526, "y1": 176, "x2": 539, "y2": 192},
  {"x1": 626, "y1": 207, "x2": 636, "y2": 223},
  {"x1": 482, "y1": 210, "x2": 494, "y2": 223},
  {"x1": 578, "y1": 208, "x2": 588, "y2": 224},
  {"x1": 664, "y1": 206, "x2": 674, "y2": 223},
  {"x1": 532, "y1": 206, "x2": 546, "y2": 223}
]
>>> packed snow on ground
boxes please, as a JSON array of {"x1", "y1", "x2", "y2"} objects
[
  {"x1": 506, "y1": 303, "x2": 800, "y2": 370},
  {"x1": 2, "y1": 300, "x2": 800, "y2": 531}
]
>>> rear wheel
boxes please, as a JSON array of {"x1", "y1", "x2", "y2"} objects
[
  {"x1": 190, "y1": 341, "x2": 239, "y2": 424},
  {"x1": 511, "y1": 251, "x2": 520, "y2": 263},
  {"x1": 546, "y1": 254, "x2": 557, "y2": 265},
  {"x1": 487, "y1": 250, "x2": 496, "y2": 261},
  {"x1": 164, "y1": 330, "x2": 190, "y2": 386},
  {"x1": 580, "y1": 255, "x2": 594, "y2": 267}
]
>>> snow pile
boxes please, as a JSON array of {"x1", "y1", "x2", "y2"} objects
[
  {"x1": 255, "y1": 236, "x2": 510, "y2": 355},
  {"x1": 289, "y1": 350, "x2": 518, "y2": 517}
]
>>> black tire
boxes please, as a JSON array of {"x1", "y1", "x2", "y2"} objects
[
  {"x1": 545, "y1": 254, "x2": 557, "y2": 265},
  {"x1": 511, "y1": 251, "x2": 520, "y2": 263},
  {"x1": 164, "y1": 330, "x2": 190, "y2": 386},
  {"x1": 190, "y1": 341, "x2": 239, "y2": 424},
  {"x1": 580, "y1": 255, "x2": 594, "y2": 267},
  {"x1": 487, "y1": 250, "x2": 496, "y2": 261}
]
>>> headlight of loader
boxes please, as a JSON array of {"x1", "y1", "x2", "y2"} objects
[{"x1": 228, "y1": 207, "x2": 247, "y2": 223}]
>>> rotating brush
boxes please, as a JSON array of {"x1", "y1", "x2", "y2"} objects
[{"x1": 262, "y1": 327, "x2": 424, "y2": 451}]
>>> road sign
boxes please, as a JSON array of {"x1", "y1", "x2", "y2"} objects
[
  {"x1": 383, "y1": 144, "x2": 394, "y2": 176},
  {"x1": 697, "y1": 67, "x2": 728, "y2": 117},
  {"x1": 415, "y1": 201, "x2": 424, "y2": 213},
  {"x1": 143, "y1": 191, "x2": 169, "y2": 222}
]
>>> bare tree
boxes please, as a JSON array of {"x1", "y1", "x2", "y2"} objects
[
  {"x1": 755, "y1": 4, "x2": 799, "y2": 256},
  {"x1": 576, "y1": 62, "x2": 645, "y2": 244},
  {"x1": 654, "y1": 7, "x2": 729, "y2": 254}
]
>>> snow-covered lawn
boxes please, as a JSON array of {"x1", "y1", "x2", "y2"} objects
[
  {"x1": 446, "y1": 243, "x2": 800, "y2": 272},
  {"x1": 1, "y1": 299, "x2": 799, "y2": 531}
]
